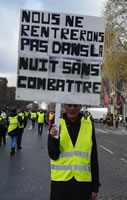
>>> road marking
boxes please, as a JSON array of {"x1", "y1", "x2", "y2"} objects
[
  {"x1": 96, "y1": 128, "x2": 109, "y2": 134},
  {"x1": 106, "y1": 128, "x2": 127, "y2": 135},
  {"x1": 28, "y1": 125, "x2": 32, "y2": 130},
  {"x1": 100, "y1": 145, "x2": 114, "y2": 154},
  {"x1": 106, "y1": 129, "x2": 121, "y2": 134},
  {"x1": 120, "y1": 158, "x2": 127, "y2": 163}
]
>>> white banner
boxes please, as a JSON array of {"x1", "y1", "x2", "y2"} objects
[{"x1": 16, "y1": 9, "x2": 105, "y2": 105}]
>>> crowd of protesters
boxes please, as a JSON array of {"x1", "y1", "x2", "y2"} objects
[
  {"x1": 0, "y1": 105, "x2": 126, "y2": 158},
  {"x1": 0, "y1": 106, "x2": 54, "y2": 156}
]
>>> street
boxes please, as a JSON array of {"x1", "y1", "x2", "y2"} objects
[
  {"x1": 0, "y1": 121, "x2": 50, "y2": 200},
  {"x1": 96, "y1": 123, "x2": 127, "y2": 200},
  {"x1": 0, "y1": 121, "x2": 127, "y2": 200}
]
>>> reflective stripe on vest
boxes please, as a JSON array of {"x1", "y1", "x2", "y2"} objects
[
  {"x1": 8, "y1": 116, "x2": 18, "y2": 133},
  {"x1": 51, "y1": 117, "x2": 92, "y2": 182},
  {"x1": 51, "y1": 164, "x2": 91, "y2": 172},
  {"x1": 59, "y1": 151, "x2": 91, "y2": 159},
  {"x1": 74, "y1": 151, "x2": 91, "y2": 159},
  {"x1": 74, "y1": 165, "x2": 91, "y2": 172},
  {"x1": 51, "y1": 164, "x2": 72, "y2": 170},
  {"x1": 59, "y1": 152, "x2": 73, "y2": 158}
]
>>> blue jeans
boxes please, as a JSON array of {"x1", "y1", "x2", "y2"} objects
[{"x1": 11, "y1": 136, "x2": 17, "y2": 148}]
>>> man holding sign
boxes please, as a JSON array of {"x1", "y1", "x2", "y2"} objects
[
  {"x1": 48, "y1": 104, "x2": 100, "y2": 200},
  {"x1": 16, "y1": 10, "x2": 105, "y2": 200}
]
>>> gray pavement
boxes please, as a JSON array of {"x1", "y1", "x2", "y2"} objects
[{"x1": 0, "y1": 121, "x2": 50, "y2": 200}]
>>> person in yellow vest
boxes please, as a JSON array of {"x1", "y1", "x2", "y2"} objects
[
  {"x1": 24, "y1": 109, "x2": 29, "y2": 127},
  {"x1": 48, "y1": 104, "x2": 100, "y2": 200},
  {"x1": 31, "y1": 110, "x2": 37, "y2": 129},
  {"x1": 44, "y1": 111, "x2": 48, "y2": 127},
  {"x1": 0, "y1": 111, "x2": 7, "y2": 146},
  {"x1": 37, "y1": 109, "x2": 45, "y2": 135},
  {"x1": 48, "y1": 111, "x2": 54, "y2": 128},
  {"x1": 17, "y1": 108, "x2": 26, "y2": 149},
  {"x1": 87, "y1": 112, "x2": 94, "y2": 123},
  {"x1": 7, "y1": 107, "x2": 19, "y2": 156}
]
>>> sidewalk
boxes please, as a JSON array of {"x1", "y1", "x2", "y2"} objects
[
  {"x1": 99, "y1": 122, "x2": 127, "y2": 134},
  {"x1": 116, "y1": 123, "x2": 127, "y2": 134}
]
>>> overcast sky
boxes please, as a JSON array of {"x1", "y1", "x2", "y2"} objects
[{"x1": 0, "y1": 0, "x2": 107, "y2": 87}]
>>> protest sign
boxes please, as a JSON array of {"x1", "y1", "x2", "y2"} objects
[{"x1": 16, "y1": 9, "x2": 105, "y2": 105}]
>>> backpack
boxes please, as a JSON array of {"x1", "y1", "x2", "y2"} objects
[{"x1": 0, "y1": 117, "x2": 7, "y2": 127}]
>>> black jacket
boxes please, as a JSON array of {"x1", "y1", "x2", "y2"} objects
[{"x1": 48, "y1": 113, "x2": 100, "y2": 200}]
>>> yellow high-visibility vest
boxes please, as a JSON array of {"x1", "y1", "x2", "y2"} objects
[
  {"x1": 8, "y1": 116, "x2": 18, "y2": 133},
  {"x1": 38, "y1": 112, "x2": 44, "y2": 123},
  {"x1": 0, "y1": 116, "x2": 7, "y2": 127},
  {"x1": 18, "y1": 112, "x2": 25, "y2": 128},
  {"x1": 49, "y1": 112, "x2": 54, "y2": 120},
  {"x1": 51, "y1": 117, "x2": 93, "y2": 182},
  {"x1": 25, "y1": 111, "x2": 29, "y2": 117},
  {"x1": 31, "y1": 112, "x2": 37, "y2": 119}
]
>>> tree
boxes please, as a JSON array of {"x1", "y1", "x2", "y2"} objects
[
  {"x1": 103, "y1": 0, "x2": 127, "y2": 99},
  {"x1": 104, "y1": 0, "x2": 127, "y2": 51}
]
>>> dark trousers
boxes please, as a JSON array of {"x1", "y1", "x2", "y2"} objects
[
  {"x1": 50, "y1": 179, "x2": 91, "y2": 200},
  {"x1": 44, "y1": 120, "x2": 48, "y2": 127},
  {"x1": 0, "y1": 127, "x2": 7, "y2": 145},
  {"x1": 17, "y1": 128, "x2": 24, "y2": 148},
  {"x1": 32, "y1": 120, "x2": 36, "y2": 128},
  {"x1": 38, "y1": 123, "x2": 44, "y2": 135},
  {"x1": 115, "y1": 121, "x2": 118, "y2": 128}
]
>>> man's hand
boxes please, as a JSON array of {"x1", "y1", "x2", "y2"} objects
[
  {"x1": 50, "y1": 124, "x2": 58, "y2": 137},
  {"x1": 91, "y1": 192, "x2": 97, "y2": 200}
]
